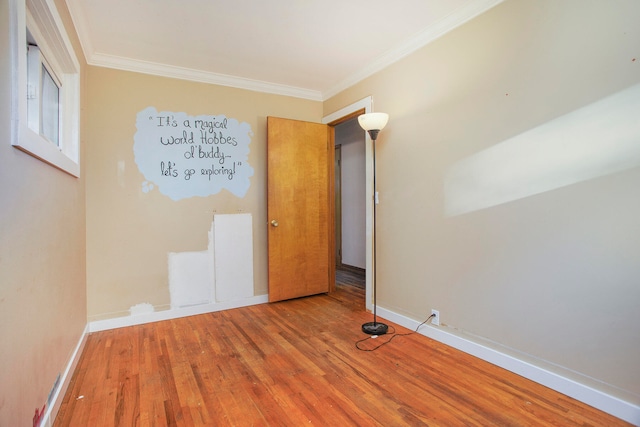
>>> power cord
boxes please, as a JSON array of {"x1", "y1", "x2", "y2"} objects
[{"x1": 355, "y1": 313, "x2": 436, "y2": 352}]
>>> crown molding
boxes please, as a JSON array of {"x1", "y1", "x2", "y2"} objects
[
  {"x1": 89, "y1": 53, "x2": 324, "y2": 101},
  {"x1": 321, "y1": 0, "x2": 505, "y2": 100},
  {"x1": 65, "y1": 0, "x2": 322, "y2": 100},
  {"x1": 64, "y1": 0, "x2": 93, "y2": 65},
  {"x1": 67, "y1": 0, "x2": 503, "y2": 102}
]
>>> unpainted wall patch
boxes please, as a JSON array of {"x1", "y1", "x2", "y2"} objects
[{"x1": 130, "y1": 302, "x2": 155, "y2": 315}]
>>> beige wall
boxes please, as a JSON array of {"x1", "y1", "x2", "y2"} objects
[
  {"x1": 2, "y1": 0, "x2": 640, "y2": 423},
  {"x1": 0, "y1": 0, "x2": 87, "y2": 425},
  {"x1": 325, "y1": 0, "x2": 640, "y2": 403},
  {"x1": 84, "y1": 66, "x2": 322, "y2": 320}
]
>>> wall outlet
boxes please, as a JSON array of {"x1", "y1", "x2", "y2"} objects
[{"x1": 431, "y1": 309, "x2": 440, "y2": 326}]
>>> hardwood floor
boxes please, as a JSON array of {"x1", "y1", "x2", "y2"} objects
[{"x1": 54, "y1": 271, "x2": 630, "y2": 426}]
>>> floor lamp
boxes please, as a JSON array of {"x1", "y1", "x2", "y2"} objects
[{"x1": 358, "y1": 112, "x2": 389, "y2": 335}]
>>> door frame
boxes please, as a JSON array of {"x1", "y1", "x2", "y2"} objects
[
  {"x1": 322, "y1": 96, "x2": 374, "y2": 312},
  {"x1": 334, "y1": 144, "x2": 342, "y2": 268}
]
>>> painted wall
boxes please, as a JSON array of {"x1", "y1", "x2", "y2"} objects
[
  {"x1": 0, "y1": 0, "x2": 87, "y2": 425},
  {"x1": 3, "y1": 0, "x2": 639, "y2": 423},
  {"x1": 84, "y1": 66, "x2": 322, "y2": 321},
  {"x1": 335, "y1": 119, "x2": 366, "y2": 269},
  {"x1": 325, "y1": 0, "x2": 640, "y2": 405}
]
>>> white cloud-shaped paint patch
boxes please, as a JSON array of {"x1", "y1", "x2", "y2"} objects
[{"x1": 134, "y1": 107, "x2": 254, "y2": 200}]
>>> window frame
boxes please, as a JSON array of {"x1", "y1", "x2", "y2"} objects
[
  {"x1": 10, "y1": 0, "x2": 81, "y2": 177},
  {"x1": 28, "y1": 43, "x2": 62, "y2": 147}
]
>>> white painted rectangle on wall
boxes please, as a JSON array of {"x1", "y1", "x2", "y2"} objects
[
  {"x1": 213, "y1": 213, "x2": 254, "y2": 302},
  {"x1": 168, "y1": 250, "x2": 213, "y2": 308}
]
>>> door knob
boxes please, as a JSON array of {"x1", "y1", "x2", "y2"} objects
[{"x1": 270, "y1": 220, "x2": 279, "y2": 227}]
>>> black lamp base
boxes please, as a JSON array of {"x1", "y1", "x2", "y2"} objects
[{"x1": 362, "y1": 321, "x2": 388, "y2": 335}]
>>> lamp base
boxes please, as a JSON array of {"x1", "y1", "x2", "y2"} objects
[{"x1": 362, "y1": 321, "x2": 388, "y2": 335}]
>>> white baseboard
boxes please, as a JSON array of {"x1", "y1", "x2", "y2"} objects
[
  {"x1": 41, "y1": 324, "x2": 89, "y2": 427},
  {"x1": 89, "y1": 295, "x2": 269, "y2": 332},
  {"x1": 41, "y1": 299, "x2": 639, "y2": 425},
  {"x1": 377, "y1": 306, "x2": 640, "y2": 426}
]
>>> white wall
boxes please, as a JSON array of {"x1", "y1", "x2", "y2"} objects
[{"x1": 335, "y1": 119, "x2": 366, "y2": 269}]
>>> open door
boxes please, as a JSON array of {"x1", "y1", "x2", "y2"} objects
[{"x1": 267, "y1": 117, "x2": 335, "y2": 302}]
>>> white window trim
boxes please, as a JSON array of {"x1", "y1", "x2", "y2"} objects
[{"x1": 10, "y1": 0, "x2": 81, "y2": 177}]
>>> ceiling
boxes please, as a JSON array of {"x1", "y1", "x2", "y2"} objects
[{"x1": 65, "y1": 0, "x2": 503, "y2": 101}]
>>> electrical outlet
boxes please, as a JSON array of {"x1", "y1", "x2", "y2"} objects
[{"x1": 431, "y1": 309, "x2": 440, "y2": 326}]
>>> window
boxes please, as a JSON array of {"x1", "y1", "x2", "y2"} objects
[
  {"x1": 28, "y1": 41, "x2": 61, "y2": 147},
  {"x1": 10, "y1": 0, "x2": 81, "y2": 177}
]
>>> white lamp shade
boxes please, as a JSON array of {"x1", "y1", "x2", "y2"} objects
[{"x1": 358, "y1": 112, "x2": 389, "y2": 132}]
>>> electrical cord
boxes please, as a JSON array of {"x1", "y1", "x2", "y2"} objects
[{"x1": 355, "y1": 313, "x2": 436, "y2": 352}]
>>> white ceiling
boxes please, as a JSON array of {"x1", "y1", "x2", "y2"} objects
[{"x1": 65, "y1": 0, "x2": 503, "y2": 101}]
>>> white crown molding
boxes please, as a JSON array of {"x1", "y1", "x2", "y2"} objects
[
  {"x1": 88, "y1": 53, "x2": 324, "y2": 101},
  {"x1": 64, "y1": 0, "x2": 93, "y2": 65},
  {"x1": 66, "y1": 0, "x2": 504, "y2": 101},
  {"x1": 322, "y1": 0, "x2": 505, "y2": 100},
  {"x1": 87, "y1": 53, "x2": 322, "y2": 101},
  {"x1": 65, "y1": 0, "x2": 322, "y2": 100}
]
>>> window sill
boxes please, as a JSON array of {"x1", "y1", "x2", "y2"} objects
[{"x1": 13, "y1": 128, "x2": 80, "y2": 177}]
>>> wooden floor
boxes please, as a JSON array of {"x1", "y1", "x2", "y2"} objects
[{"x1": 55, "y1": 271, "x2": 630, "y2": 426}]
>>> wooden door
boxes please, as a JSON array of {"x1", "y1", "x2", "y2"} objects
[{"x1": 267, "y1": 117, "x2": 335, "y2": 302}]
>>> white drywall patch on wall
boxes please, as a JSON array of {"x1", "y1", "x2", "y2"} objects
[
  {"x1": 130, "y1": 303, "x2": 155, "y2": 315},
  {"x1": 445, "y1": 82, "x2": 640, "y2": 216},
  {"x1": 134, "y1": 107, "x2": 254, "y2": 200},
  {"x1": 213, "y1": 213, "x2": 254, "y2": 302},
  {"x1": 167, "y1": 213, "x2": 254, "y2": 309},
  {"x1": 168, "y1": 250, "x2": 214, "y2": 309}
]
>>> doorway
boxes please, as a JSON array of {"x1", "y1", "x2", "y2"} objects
[
  {"x1": 323, "y1": 97, "x2": 374, "y2": 311},
  {"x1": 334, "y1": 118, "x2": 366, "y2": 293}
]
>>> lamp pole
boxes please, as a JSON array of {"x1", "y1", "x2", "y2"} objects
[{"x1": 357, "y1": 113, "x2": 389, "y2": 336}]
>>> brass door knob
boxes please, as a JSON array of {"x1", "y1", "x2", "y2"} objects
[{"x1": 270, "y1": 220, "x2": 279, "y2": 227}]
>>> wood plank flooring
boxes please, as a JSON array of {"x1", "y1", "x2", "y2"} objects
[{"x1": 54, "y1": 271, "x2": 630, "y2": 426}]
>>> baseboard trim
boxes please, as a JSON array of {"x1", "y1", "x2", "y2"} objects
[
  {"x1": 376, "y1": 306, "x2": 640, "y2": 426},
  {"x1": 89, "y1": 295, "x2": 269, "y2": 332},
  {"x1": 41, "y1": 324, "x2": 89, "y2": 427},
  {"x1": 41, "y1": 300, "x2": 639, "y2": 425},
  {"x1": 41, "y1": 296, "x2": 269, "y2": 425}
]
